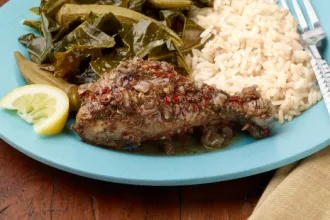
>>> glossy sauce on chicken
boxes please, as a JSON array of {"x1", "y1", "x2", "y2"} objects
[{"x1": 73, "y1": 58, "x2": 274, "y2": 150}]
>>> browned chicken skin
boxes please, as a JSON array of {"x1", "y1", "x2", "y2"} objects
[{"x1": 73, "y1": 58, "x2": 274, "y2": 149}]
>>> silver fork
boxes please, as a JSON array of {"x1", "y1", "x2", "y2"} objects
[{"x1": 281, "y1": 0, "x2": 330, "y2": 115}]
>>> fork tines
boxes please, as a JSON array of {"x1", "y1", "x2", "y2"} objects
[
  {"x1": 292, "y1": 0, "x2": 310, "y2": 32},
  {"x1": 303, "y1": 0, "x2": 320, "y2": 28},
  {"x1": 282, "y1": 0, "x2": 320, "y2": 32},
  {"x1": 281, "y1": 0, "x2": 330, "y2": 115}
]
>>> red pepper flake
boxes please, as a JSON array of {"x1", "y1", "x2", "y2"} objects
[
  {"x1": 168, "y1": 73, "x2": 173, "y2": 78},
  {"x1": 164, "y1": 95, "x2": 171, "y2": 104},
  {"x1": 102, "y1": 87, "x2": 109, "y2": 94},
  {"x1": 204, "y1": 99, "x2": 209, "y2": 108},
  {"x1": 208, "y1": 86, "x2": 214, "y2": 91},
  {"x1": 131, "y1": 80, "x2": 137, "y2": 86},
  {"x1": 230, "y1": 97, "x2": 241, "y2": 105},
  {"x1": 100, "y1": 94, "x2": 110, "y2": 105},
  {"x1": 193, "y1": 104, "x2": 200, "y2": 112},
  {"x1": 230, "y1": 96, "x2": 240, "y2": 102},
  {"x1": 122, "y1": 131, "x2": 128, "y2": 136},
  {"x1": 229, "y1": 96, "x2": 243, "y2": 107},
  {"x1": 155, "y1": 70, "x2": 164, "y2": 77},
  {"x1": 173, "y1": 94, "x2": 179, "y2": 102},
  {"x1": 90, "y1": 93, "x2": 96, "y2": 100}
]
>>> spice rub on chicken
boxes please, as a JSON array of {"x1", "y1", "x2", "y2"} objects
[{"x1": 73, "y1": 58, "x2": 274, "y2": 148}]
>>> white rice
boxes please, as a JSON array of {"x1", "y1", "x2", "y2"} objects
[{"x1": 187, "y1": 0, "x2": 322, "y2": 124}]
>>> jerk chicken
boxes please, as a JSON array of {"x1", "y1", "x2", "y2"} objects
[{"x1": 73, "y1": 58, "x2": 274, "y2": 149}]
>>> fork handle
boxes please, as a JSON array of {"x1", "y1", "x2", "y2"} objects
[{"x1": 311, "y1": 58, "x2": 330, "y2": 114}]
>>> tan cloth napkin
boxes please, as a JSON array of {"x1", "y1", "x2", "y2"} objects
[{"x1": 249, "y1": 146, "x2": 330, "y2": 220}]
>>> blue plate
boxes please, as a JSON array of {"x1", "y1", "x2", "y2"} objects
[{"x1": 0, "y1": 0, "x2": 330, "y2": 186}]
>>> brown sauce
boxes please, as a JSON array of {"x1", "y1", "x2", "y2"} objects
[{"x1": 120, "y1": 133, "x2": 241, "y2": 156}]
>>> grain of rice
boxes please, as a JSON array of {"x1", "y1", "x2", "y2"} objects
[{"x1": 188, "y1": 0, "x2": 322, "y2": 124}]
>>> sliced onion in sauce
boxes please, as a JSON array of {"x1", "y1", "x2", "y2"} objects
[{"x1": 133, "y1": 81, "x2": 151, "y2": 93}]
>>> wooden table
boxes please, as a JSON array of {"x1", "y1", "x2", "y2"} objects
[
  {"x1": 0, "y1": 0, "x2": 274, "y2": 219},
  {"x1": 0, "y1": 139, "x2": 274, "y2": 220}
]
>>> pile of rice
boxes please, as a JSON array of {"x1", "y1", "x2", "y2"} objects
[{"x1": 186, "y1": 0, "x2": 322, "y2": 124}]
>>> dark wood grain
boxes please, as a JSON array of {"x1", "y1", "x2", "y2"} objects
[
  {"x1": 0, "y1": 0, "x2": 273, "y2": 219},
  {"x1": 181, "y1": 174, "x2": 273, "y2": 220},
  {"x1": 0, "y1": 139, "x2": 273, "y2": 220}
]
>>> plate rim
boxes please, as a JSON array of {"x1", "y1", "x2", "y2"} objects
[
  {"x1": 0, "y1": 0, "x2": 330, "y2": 186},
  {"x1": 1, "y1": 130, "x2": 329, "y2": 186}
]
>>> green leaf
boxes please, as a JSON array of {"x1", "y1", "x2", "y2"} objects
[
  {"x1": 23, "y1": 13, "x2": 60, "y2": 37},
  {"x1": 52, "y1": 17, "x2": 84, "y2": 42},
  {"x1": 148, "y1": 39, "x2": 190, "y2": 75},
  {"x1": 160, "y1": 10, "x2": 184, "y2": 35},
  {"x1": 55, "y1": 4, "x2": 183, "y2": 47},
  {"x1": 91, "y1": 19, "x2": 177, "y2": 74},
  {"x1": 21, "y1": 1, "x2": 206, "y2": 81},
  {"x1": 122, "y1": 19, "x2": 168, "y2": 57},
  {"x1": 30, "y1": 7, "x2": 41, "y2": 15},
  {"x1": 26, "y1": 12, "x2": 54, "y2": 64},
  {"x1": 40, "y1": 0, "x2": 77, "y2": 17},
  {"x1": 90, "y1": 48, "x2": 125, "y2": 75},
  {"x1": 23, "y1": 20, "x2": 42, "y2": 34},
  {"x1": 143, "y1": 10, "x2": 201, "y2": 75},
  {"x1": 41, "y1": 13, "x2": 61, "y2": 34},
  {"x1": 128, "y1": 0, "x2": 145, "y2": 12},
  {"x1": 40, "y1": 0, "x2": 133, "y2": 16},
  {"x1": 160, "y1": 10, "x2": 204, "y2": 51},
  {"x1": 53, "y1": 13, "x2": 117, "y2": 53},
  {"x1": 27, "y1": 37, "x2": 51, "y2": 64},
  {"x1": 172, "y1": 39, "x2": 190, "y2": 74},
  {"x1": 54, "y1": 48, "x2": 102, "y2": 77},
  {"x1": 52, "y1": 13, "x2": 121, "y2": 79},
  {"x1": 91, "y1": 12, "x2": 124, "y2": 37},
  {"x1": 18, "y1": 33, "x2": 37, "y2": 47},
  {"x1": 192, "y1": 0, "x2": 211, "y2": 7},
  {"x1": 77, "y1": 0, "x2": 129, "y2": 7},
  {"x1": 72, "y1": 65, "x2": 100, "y2": 85},
  {"x1": 181, "y1": 16, "x2": 205, "y2": 51},
  {"x1": 52, "y1": 13, "x2": 122, "y2": 78}
]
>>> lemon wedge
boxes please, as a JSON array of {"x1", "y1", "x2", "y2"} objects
[{"x1": 0, "y1": 84, "x2": 69, "y2": 134}]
